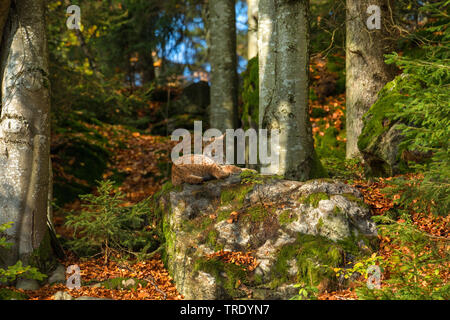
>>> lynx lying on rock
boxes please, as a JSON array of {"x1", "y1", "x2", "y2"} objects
[{"x1": 171, "y1": 154, "x2": 242, "y2": 186}]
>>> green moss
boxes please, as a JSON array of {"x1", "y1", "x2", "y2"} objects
[
  {"x1": 316, "y1": 218, "x2": 324, "y2": 231},
  {"x1": 241, "y1": 205, "x2": 269, "y2": 223},
  {"x1": 217, "y1": 209, "x2": 232, "y2": 222},
  {"x1": 337, "y1": 231, "x2": 378, "y2": 258},
  {"x1": 279, "y1": 210, "x2": 296, "y2": 225},
  {"x1": 358, "y1": 74, "x2": 414, "y2": 153},
  {"x1": 206, "y1": 230, "x2": 218, "y2": 248},
  {"x1": 194, "y1": 257, "x2": 249, "y2": 297},
  {"x1": 0, "y1": 288, "x2": 29, "y2": 300},
  {"x1": 160, "y1": 203, "x2": 174, "y2": 267},
  {"x1": 29, "y1": 230, "x2": 56, "y2": 275},
  {"x1": 309, "y1": 150, "x2": 328, "y2": 179},
  {"x1": 240, "y1": 170, "x2": 283, "y2": 185},
  {"x1": 333, "y1": 206, "x2": 343, "y2": 217},
  {"x1": 220, "y1": 185, "x2": 253, "y2": 206},
  {"x1": 155, "y1": 181, "x2": 182, "y2": 199},
  {"x1": 253, "y1": 273, "x2": 264, "y2": 286},
  {"x1": 298, "y1": 192, "x2": 329, "y2": 208},
  {"x1": 271, "y1": 234, "x2": 344, "y2": 289},
  {"x1": 241, "y1": 57, "x2": 259, "y2": 130},
  {"x1": 342, "y1": 193, "x2": 369, "y2": 209}
]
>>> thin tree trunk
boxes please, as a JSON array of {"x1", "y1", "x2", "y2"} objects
[
  {"x1": 141, "y1": 51, "x2": 156, "y2": 84},
  {"x1": 75, "y1": 29, "x2": 99, "y2": 75},
  {"x1": 345, "y1": 0, "x2": 397, "y2": 158},
  {"x1": 247, "y1": 0, "x2": 258, "y2": 59},
  {"x1": 0, "y1": 0, "x2": 51, "y2": 267},
  {"x1": 209, "y1": 0, "x2": 238, "y2": 132},
  {"x1": 259, "y1": 0, "x2": 317, "y2": 181}
]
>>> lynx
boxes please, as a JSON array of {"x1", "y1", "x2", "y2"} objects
[{"x1": 171, "y1": 154, "x2": 242, "y2": 186}]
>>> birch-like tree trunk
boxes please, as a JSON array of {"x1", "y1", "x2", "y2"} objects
[
  {"x1": 0, "y1": 0, "x2": 51, "y2": 267},
  {"x1": 259, "y1": 0, "x2": 318, "y2": 181},
  {"x1": 346, "y1": 0, "x2": 396, "y2": 158},
  {"x1": 209, "y1": 0, "x2": 238, "y2": 132},
  {"x1": 247, "y1": 0, "x2": 258, "y2": 59}
]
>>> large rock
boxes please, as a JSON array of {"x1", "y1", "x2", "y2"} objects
[
  {"x1": 157, "y1": 173, "x2": 378, "y2": 300},
  {"x1": 15, "y1": 279, "x2": 40, "y2": 291},
  {"x1": 48, "y1": 264, "x2": 66, "y2": 284}
]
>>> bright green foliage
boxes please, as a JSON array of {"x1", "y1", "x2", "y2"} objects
[
  {"x1": 333, "y1": 253, "x2": 384, "y2": 281},
  {"x1": 65, "y1": 180, "x2": 158, "y2": 261},
  {"x1": 0, "y1": 223, "x2": 46, "y2": 284},
  {"x1": 381, "y1": 12, "x2": 448, "y2": 215},
  {"x1": 356, "y1": 214, "x2": 449, "y2": 300},
  {"x1": 357, "y1": 0, "x2": 449, "y2": 215},
  {"x1": 290, "y1": 283, "x2": 319, "y2": 300}
]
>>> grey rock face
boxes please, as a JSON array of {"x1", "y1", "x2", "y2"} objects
[
  {"x1": 160, "y1": 175, "x2": 377, "y2": 300},
  {"x1": 53, "y1": 291, "x2": 73, "y2": 300},
  {"x1": 15, "y1": 279, "x2": 40, "y2": 291}
]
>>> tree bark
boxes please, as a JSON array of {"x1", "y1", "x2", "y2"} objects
[
  {"x1": 209, "y1": 0, "x2": 238, "y2": 132},
  {"x1": 247, "y1": 0, "x2": 258, "y2": 59},
  {"x1": 0, "y1": 0, "x2": 10, "y2": 44},
  {"x1": 345, "y1": 0, "x2": 397, "y2": 158},
  {"x1": 259, "y1": 0, "x2": 317, "y2": 181},
  {"x1": 0, "y1": 0, "x2": 51, "y2": 267}
]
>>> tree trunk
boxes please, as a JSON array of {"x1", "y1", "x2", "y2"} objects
[
  {"x1": 0, "y1": 0, "x2": 10, "y2": 44},
  {"x1": 259, "y1": 0, "x2": 319, "y2": 181},
  {"x1": 209, "y1": 0, "x2": 238, "y2": 132},
  {"x1": 345, "y1": 0, "x2": 397, "y2": 158},
  {"x1": 247, "y1": 0, "x2": 258, "y2": 59},
  {"x1": 0, "y1": 0, "x2": 51, "y2": 267},
  {"x1": 141, "y1": 51, "x2": 156, "y2": 84}
]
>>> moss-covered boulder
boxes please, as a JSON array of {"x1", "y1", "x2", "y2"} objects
[{"x1": 157, "y1": 173, "x2": 377, "y2": 300}]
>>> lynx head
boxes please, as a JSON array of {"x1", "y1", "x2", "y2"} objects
[{"x1": 222, "y1": 164, "x2": 242, "y2": 174}]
